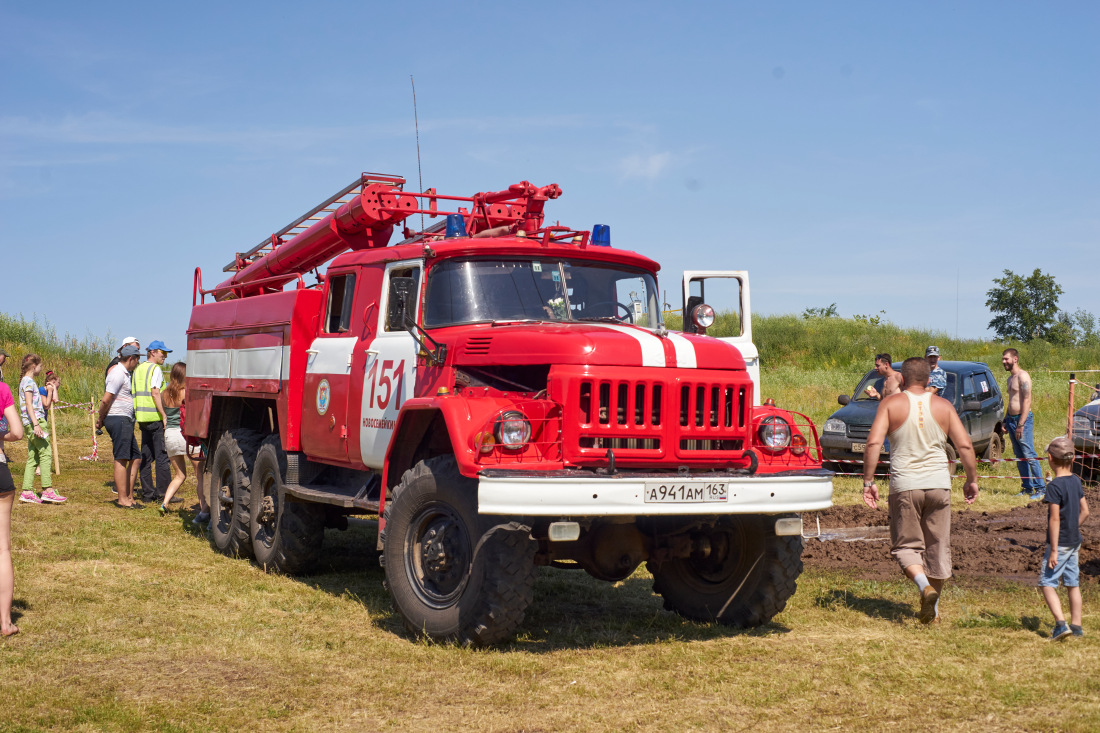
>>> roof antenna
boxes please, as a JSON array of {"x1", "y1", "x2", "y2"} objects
[{"x1": 410, "y1": 75, "x2": 425, "y2": 233}]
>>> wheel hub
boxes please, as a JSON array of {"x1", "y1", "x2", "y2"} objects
[{"x1": 406, "y1": 507, "x2": 472, "y2": 607}]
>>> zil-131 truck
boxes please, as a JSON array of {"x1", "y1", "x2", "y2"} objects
[{"x1": 185, "y1": 173, "x2": 833, "y2": 645}]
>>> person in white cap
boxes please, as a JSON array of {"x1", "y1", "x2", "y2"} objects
[{"x1": 104, "y1": 337, "x2": 140, "y2": 380}]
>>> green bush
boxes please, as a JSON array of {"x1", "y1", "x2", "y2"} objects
[{"x1": 0, "y1": 313, "x2": 113, "y2": 404}]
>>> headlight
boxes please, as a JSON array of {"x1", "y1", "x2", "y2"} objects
[
  {"x1": 1072, "y1": 415, "x2": 1091, "y2": 436},
  {"x1": 691, "y1": 304, "x2": 715, "y2": 329},
  {"x1": 758, "y1": 416, "x2": 791, "y2": 452},
  {"x1": 495, "y1": 410, "x2": 532, "y2": 449},
  {"x1": 823, "y1": 418, "x2": 846, "y2": 434}
]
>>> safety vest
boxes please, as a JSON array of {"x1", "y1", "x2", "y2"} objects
[{"x1": 133, "y1": 361, "x2": 162, "y2": 423}]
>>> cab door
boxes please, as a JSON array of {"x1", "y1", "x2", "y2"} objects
[
  {"x1": 681, "y1": 270, "x2": 759, "y2": 406},
  {"x1": 301, "y1": 270, "x2": 357, "y2": 463},
  {"x1": 358, "y1": 261, "x2": 422, "y2": 469}
]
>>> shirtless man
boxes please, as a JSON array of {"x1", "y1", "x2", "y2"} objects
[
  {"x1": 863, "y1": 357, "x2": 979, "y2": 623},
  {"x1": 864, "y1": 353, "x2": 903, "y2": 400},
  {"x1": 1002, "y1": 348, "x2": 1046, "y2": 499}
]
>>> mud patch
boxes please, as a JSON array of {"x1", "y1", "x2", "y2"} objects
[{"x1": 803, "y1": 487, "x2": 1100, "y2": 582}]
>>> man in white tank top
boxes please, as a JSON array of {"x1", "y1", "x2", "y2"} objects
[{"x1": 862, "y1": 357, "x2": 980, "y2": 623}]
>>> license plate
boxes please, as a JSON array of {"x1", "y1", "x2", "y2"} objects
[
  {"x1": 644, "y1": 481, "x2": 727, "y2": 503},
  {"x1": 851, "y1": 442, "x2": 866, "y2": 453}
]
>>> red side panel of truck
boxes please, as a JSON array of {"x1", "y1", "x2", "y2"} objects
[{"x1": 185, "y1": 288, "x2": 323, "y2": 452}]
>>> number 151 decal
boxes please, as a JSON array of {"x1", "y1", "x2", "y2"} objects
[{"x1": 365, "y1": 359, "x2": 406, "y2": 410}]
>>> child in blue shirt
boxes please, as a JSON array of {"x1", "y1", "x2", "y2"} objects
[{"x1": 1039, "y1": 436, "x2": 1090, "y2": 640}]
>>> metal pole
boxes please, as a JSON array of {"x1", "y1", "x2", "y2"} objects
[{"x1": 1068, "y1": 373, "x2": 1076, "y2": 438}]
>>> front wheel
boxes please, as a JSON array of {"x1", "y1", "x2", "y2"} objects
[
  {"x1": 647, "y1": 516, "x2": 803, "y2": 628},
  {"x1": 381, "y1": 456, "x2": 536, "y2": 646},
  {"x1": 250, "y1": 436, "x2": 324, "y2": 574}
]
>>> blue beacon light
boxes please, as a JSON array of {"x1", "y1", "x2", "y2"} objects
[
  {"x1": 591, "y1": 224, "x2": 611, "y2": 246},
  {"x1": 445, "y1": 214, "x2": 466, "y2": 238}
]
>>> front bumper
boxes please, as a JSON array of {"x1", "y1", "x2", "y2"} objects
[
  {"x1": 820, "y1": 433, "x2": 886, "y2": 463},
  {"x1": 477, "y1": 468, "x2": 834, "y2": 516}
]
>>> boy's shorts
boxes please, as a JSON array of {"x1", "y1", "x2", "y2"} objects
[
  {"x1": 1038, "y1": 543, "x2": 1081, "y2": 587},
  {"x1": 104, "y1": 416, "x2": 141, "y2": 461}
]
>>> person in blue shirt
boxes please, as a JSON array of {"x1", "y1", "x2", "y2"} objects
[
  {"x1": 1039, "y1": 436, "x2": 1090, "y2": 640},
  {"x1": 925, "y1": 346, "x2": 947, "y2": 396}
]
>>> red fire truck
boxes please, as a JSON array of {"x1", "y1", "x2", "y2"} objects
[{"x1": 186, "y1": 173, "x2": 833, "y2": 645}]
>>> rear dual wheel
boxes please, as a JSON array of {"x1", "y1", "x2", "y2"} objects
[
  {"x1": 249, "y1": 435, "x2": 323, "y2": 574},
  {"x1": 208, "y1": 430, "x2": 261, "y2": 558}
]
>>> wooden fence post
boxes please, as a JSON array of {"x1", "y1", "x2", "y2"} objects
[{"x1": 49, "y1": 403, "x2": 60, "y2": 475}]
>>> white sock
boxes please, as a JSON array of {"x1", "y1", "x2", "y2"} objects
[
  {"x1": 934, "y1": 598, "x2": 940, "y2": 615},
  {"x1": 913, "y1": 573, "x2": 930, "y2": 592}
]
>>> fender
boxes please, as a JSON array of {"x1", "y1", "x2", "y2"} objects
[{"x1": 380, "y1": 393, "x2": 566, "y2": 515}]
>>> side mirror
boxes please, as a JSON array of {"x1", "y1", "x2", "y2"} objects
[
  {"x1": 962, "y1": 400, "x2": 982, "y2": 412},
  {"x1": 387, "y1": 277, "x2": 416, "y2": 330},
  {"x1": 838, "y1": 395, "x2": 850, "y2": 406}
]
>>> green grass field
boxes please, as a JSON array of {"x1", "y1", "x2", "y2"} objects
[{"x1": 1, "y1": 312, "x2": 1098, "y2": 731}]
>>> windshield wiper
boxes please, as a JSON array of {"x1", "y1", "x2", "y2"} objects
[{"x1": 491, "y1": 318, "x2": 545, "y2": 326}]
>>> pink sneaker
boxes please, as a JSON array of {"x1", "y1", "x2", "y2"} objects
[
  {"x1": 40, "y1": 489, "x2": 67, "y2": 504},
  {"x1": 19, "y1": 491, "x2": 42, "y2": 504}
]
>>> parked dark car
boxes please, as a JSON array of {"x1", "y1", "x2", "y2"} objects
[
  {"x1": 821, "y1": 361, "x2": 1005, "y2": 471},
  {"x1": 1071, "y1": 390, "x2": 1100, "y2": 483}
]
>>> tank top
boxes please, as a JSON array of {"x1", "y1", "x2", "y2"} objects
[
  {"x1": 887, "y1": 391, "x2": 951, "y2": 493},
  {"x1": 164, "y1": 404, "x2": 181, "y2": 430}
]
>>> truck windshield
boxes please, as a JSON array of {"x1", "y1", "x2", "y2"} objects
[{"x1": 424, "y1": 258, "x2": 663, "y2": 329}]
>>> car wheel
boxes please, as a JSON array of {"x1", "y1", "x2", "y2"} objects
[
  {"x1": 945, "y1": 443, "x2": 961, "y2": 474},
  {"x1": 984, "y1": 433, "x2": 1004, "y2": 463}
]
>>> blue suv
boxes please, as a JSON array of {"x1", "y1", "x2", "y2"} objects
[{"x1": 821, "y1": 361, "x2": 1005, "y2": 470}]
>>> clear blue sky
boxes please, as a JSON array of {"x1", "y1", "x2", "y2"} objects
[{"x1": 3, "y1": 2, "x2": 1097, "y2": 354}]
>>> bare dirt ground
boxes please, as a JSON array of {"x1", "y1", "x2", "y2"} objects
[{"x1": 803, "y1": 486, "x2": 1100, "y2": 583}]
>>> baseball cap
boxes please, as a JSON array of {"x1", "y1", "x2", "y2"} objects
[
  {"x1": 147, "y1": 340, "x2": 173, "y2": 353},
  {"x1": 925, "y1": 345, "x2": 940, "y2": 357},
  {"x1": 119, "y1": 344, "x2": 141, "y2": 358},
  {"x1": 117, "y1": 336, "x2": 139, "y2": 353},
  {"x1": 1045, "y1": 436, "x2": 1074, "y2": 461}
]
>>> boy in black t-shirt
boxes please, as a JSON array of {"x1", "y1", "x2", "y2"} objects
[{"x1": 1039, "y1": 436, "x2": 1090, "y2": 641}]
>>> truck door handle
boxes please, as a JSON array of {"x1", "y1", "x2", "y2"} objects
[
  {"x1": 364, "y1": 349, "x2": 379, "y2": 356},
  {"x1": 306, "y1": 349, "x2": 319, "y2": 355}
]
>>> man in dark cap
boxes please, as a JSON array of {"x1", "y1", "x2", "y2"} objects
[
  {"x1": 96, "y1": 344, "x2": 143, "y2": 507},
  {"x1": 925, "y1": 346, "x2": 947, "y2": 396}
]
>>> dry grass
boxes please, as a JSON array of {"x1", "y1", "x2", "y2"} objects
[{"x1": 1, "y1": 409, "x2": 1097, "y2": 732}]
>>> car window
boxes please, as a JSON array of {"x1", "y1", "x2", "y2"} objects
[
  {"x1": 852, "y1": 371, "x2": 884, "y2": 401},
  {"x1": 977, "y1": 372, "x2": 995, "y2": 400},
  {"x1": 941, "y1": 373, "x2": 957, "y2": 404},
  {"x1": 962, "y1": 375, "x2": 976, "y2": 400}
]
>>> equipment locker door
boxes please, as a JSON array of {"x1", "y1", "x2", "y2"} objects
[
  {"x1": 681, "y1": 270, "x2": 760, "y2": 406},
  {"x1": 359, "y1": 261, "x2": 421, "y2": 470},
  {"x1": 301, "y1": 271, "x2": 358, "y2": 463}
]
